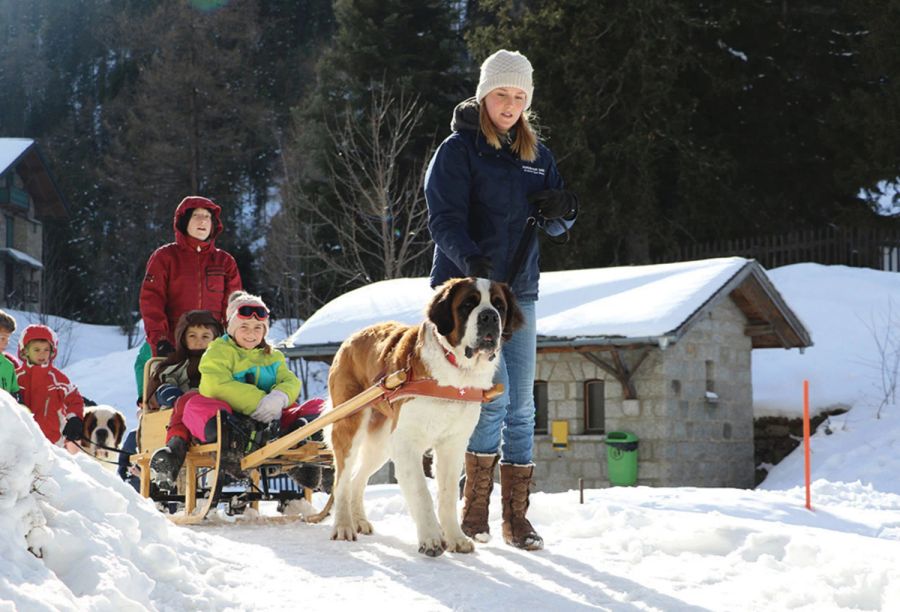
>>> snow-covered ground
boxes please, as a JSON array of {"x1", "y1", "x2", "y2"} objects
[{"x1": 2, "y1": 263, "x2": 899, "y2": 610}]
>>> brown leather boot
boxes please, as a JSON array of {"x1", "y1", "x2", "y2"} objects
[
  {"x1": 460, "y1": 452, "x2": 499, "y2": 541},
  {"x1": 500, "y1": 463, "x2": 544, "y2": 551}
]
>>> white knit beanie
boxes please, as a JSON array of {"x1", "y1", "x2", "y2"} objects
[
  {"x1": 225, "y1": 291, "x2": 270, "y2": 337},
  {"x1": 475, "y1": 49, "x2": 534, "y2": 110}
]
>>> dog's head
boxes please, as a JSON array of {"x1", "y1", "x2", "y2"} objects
[
  {"x1": 427, "y1": 277, "x2": 524, "y2": 364},
  {"x1": 82, "y1": 405, "x2": 127, "y2": 460}
]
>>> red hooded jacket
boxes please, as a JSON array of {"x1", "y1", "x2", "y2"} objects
[
  {"x1": 16, "y1": 324, "x2": 85, "y2": 445},
  {"x1": 139, "y1": 196, "x2": 242, "y2": 353}
]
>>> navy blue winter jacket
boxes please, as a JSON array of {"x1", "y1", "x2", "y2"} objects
[{"x1": 425, "y1": 99, "x2": 575, "y2": 301}]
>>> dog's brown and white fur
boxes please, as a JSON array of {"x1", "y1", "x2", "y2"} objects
[
  {"x1": 80, "y1": 405, "x2": 127, "y2": 467},
  {"x1": 326, "y1": 277, "x2": 522, "y2": 556}
]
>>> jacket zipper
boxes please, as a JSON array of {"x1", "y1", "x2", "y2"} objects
[{"x1": 197, "y1": 247, "x2": 203, "y2": 309}]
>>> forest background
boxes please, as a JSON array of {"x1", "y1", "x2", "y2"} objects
[{"x1": 1, "y1": 0, "x2": 898, "y2": 337}]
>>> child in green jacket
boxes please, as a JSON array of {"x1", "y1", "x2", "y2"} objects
[
  {"x1": 181, "y1": 292, "x2": 325, "y2": 487},
  {"x1": 0, "y1": 310, "x2": 20, "y2": 398},
  {"x1": 0, "y1": 353, "x2": 19, "y2": 398}
]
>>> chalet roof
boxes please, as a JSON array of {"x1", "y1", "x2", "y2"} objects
[
  {"x1": 284, "y1": 257, "x2": 812, "y2": 359},
  {"x1": 0, "y1": 138, "x2": 69, "y2": 219}
]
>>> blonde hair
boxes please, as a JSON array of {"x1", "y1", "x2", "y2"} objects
[{"x1": 479, "y1": 105, "x2": 539, "y2": 162}]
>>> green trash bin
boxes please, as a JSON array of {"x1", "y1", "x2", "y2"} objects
[{"x1": 605, "y1": 431, "x2": 639, "y2": 486}]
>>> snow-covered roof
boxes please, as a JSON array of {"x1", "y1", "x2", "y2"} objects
[
  {"x1": 0, "y1": 247, "x2": 43, "y2": 269},
  {"x1": 285, "y1": 257, "x2": 811, "y2": 357},
  {"x1": 0, "y1": 137, "x2": 69, "y2": 218},
  {"x1": 0, "y1": 138, "x2": 34, "y2": 175}
]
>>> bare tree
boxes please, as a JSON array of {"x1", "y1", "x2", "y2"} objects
[
  {"x1": 860, "y1": 300, "x2": 900, "y2": 419},
  {"x1": 271, "y1": 85, "x2": 434, "y2": 315}
]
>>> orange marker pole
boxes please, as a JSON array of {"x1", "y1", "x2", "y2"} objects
[{"x1": 803, "y1": 379, "x2": 812, "y2": 511}]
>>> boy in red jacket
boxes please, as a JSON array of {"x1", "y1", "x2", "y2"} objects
[{"x1": 16, "y1": 324, "x2": 85, "y2": 452}]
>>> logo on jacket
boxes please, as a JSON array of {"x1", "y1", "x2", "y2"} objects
[{"x1": 522, "y1": 166, "x2": 546, "y2": 176}]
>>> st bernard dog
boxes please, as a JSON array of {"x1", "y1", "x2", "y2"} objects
[
  {"x1": 325, "y1": 277, "x2": 522, "y2": 556},
  {"x1": 80, "y1": 405, "x2": 127, "y2": 467}
]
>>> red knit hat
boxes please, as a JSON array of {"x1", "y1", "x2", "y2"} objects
[{"x1": 18, "y1": 324, "x2": 58, "y2": 363}]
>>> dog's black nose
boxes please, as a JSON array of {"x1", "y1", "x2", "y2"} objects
[
  {"x1": 478, "y1": 309, "x2": 499, "y2": 326},
  {"x1": 96, "y1": 429, "x2": 108, "y2": 445}
]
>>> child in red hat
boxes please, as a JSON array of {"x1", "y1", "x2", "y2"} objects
[{"x1": 16, "y1": 324, "x2": 85, "y2": 453}]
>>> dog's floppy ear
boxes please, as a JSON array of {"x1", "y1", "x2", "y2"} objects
[
  {"x1": 427, "y1": 280, "x2": 460, "y2": 337},
  {"x1": 499, "y1": 283, "x2": 524, "y2": 342},
  {"x1": 112, "y1": 412, "x2": 127, "y2": 447},
  {"x1": 81, "y1": 411, "x2": 96, "y2": 447}
]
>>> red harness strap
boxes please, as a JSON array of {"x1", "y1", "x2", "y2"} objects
[
  {"x1": 367, "y1": 374, "x2": 504, "y2": 428},
  {"x1": 382, "y1": 377, "x2": 500, "y2": 404}
]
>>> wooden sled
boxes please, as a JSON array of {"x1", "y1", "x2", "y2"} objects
[{"x1": 131, "y1": 362, "x2": 408, "y2": 524}]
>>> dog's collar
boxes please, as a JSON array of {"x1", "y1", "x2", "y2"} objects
[
  {"x1": 443, "y1": 348, "x2": 459, "y2": 368},
  {"x1": 432, "y1": 327, "x2": 460, "y2": 368}
]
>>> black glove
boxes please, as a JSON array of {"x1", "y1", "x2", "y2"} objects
[
  {"x1": 465, "y1": 255, "x2": 493, "y2": 279},
  {"x1": 62, "y1": 416, "x2": 83, "y2": 443},
  {"x1": 156, "y1": 339, "x2": 175, "y2": 357},
  {"x1": 528, "y1": 189, "x2": 578, "y2": 221}
]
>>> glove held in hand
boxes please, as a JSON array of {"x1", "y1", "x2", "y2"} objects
[
  {"x1": 465, "y1": 255, "x2": 493, "y2": 279},
  {"x1": 252, "y1": 390, "x2": 290, "y2": 423},
  {"x1": 62, "y1": 416, "x2": 83, "y2": 442},
  {"x1": 528, "y1": 189, "x2": 578, "y2": 221},
  {"x1": 156, "y1": 339, "x2": 175, "y2": 358}
]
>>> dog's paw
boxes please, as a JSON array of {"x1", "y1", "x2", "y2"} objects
[
  {"x1": 356, "y1": 518, "x2": 374, "y2": 535},
  {"x1": 445, "y1": 536, "x2": 475, "y2": 554},
  {"x1": 331, "y1": 524, "x2": 357, "y2": 541},
  {"x1": 418, "y1": 537, "x2": 447, "y2": 558}
]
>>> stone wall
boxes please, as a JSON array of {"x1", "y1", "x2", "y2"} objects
[
  {"x1": 657, "y1": 298, "x2": 755, "y2": 488},
  {"x1": 754, "y1": 409, "x2": 845, "y2": 485},
  {"x1": 532, "y1": 297, "x2": 756, "y2": 492},
  {"x1": 532, "y1": 350, "x2": 612, "y2": 492}
]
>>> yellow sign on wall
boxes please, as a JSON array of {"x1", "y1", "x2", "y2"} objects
[{"x1": 551, "y1": 420, "x2": 569, "y2": 451}]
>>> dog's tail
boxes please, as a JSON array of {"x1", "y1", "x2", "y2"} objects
[{"x1": 304, "y1": 493, "x2": 333, "y2": 524}]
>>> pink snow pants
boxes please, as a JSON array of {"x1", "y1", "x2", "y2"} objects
[{"x1": 183, "y1": 393, "x2": 325, "y2": 443}]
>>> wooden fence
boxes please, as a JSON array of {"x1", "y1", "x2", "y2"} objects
[{"x1": 658, "y1": 226, "x2": 900, "y2": 272}]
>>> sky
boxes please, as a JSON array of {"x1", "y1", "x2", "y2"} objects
[{"x1": 1, "y1": 262, "x2": 899, "y2": 611}]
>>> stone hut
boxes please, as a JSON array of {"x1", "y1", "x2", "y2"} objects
[{"x1": 284, "y1": 258, "x2": 812, "y2": 491}]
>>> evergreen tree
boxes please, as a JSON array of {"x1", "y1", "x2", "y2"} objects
[
  {"x1": 0, "y1": 0, "x2": 127, "y2": 320},
  {"x1": 467, "y1": 0, "x2": 740, "y2": 265},
  {"x1": 467, "y1": 1, "x2": 900, "y2": 267}
]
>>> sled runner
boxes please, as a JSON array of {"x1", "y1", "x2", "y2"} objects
[{"x1": 131, "y1": 360, "x2": 409, "y2": 524}]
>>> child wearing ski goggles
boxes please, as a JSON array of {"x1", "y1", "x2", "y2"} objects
[{"x1": 235, "y1": 304, "x2": 269, "y2": 320}]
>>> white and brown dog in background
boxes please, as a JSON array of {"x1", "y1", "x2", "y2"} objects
[
  {"x1": 323, "y1": 277, "x2": 522, "y2": 556},
  {"x1": 80, "y1": 405, "x2": 127, "y2": 468}
]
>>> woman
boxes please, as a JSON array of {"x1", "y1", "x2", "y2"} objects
[
  {"x1": 425, "y1": 49, "x2": 577, "y2": 551},
  {"x1": 134, "y1": 196, "x2": 242, "y2": 400}
]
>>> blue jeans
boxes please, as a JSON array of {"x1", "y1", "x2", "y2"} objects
[{"x1": 467, "y1": 300, "x2": 536, "y2": 465}]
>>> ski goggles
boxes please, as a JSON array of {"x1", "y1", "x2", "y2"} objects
[{"x1": 235, "y1": 304, "x2": 269, "y2": 320}]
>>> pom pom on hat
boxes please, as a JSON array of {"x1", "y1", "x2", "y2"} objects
[
  {"x1": 225, "y1": 291, "x2": 270, "y2": 337},
  {"x1": 475, "y1": 49, "x2": 534, "y2": 110}
]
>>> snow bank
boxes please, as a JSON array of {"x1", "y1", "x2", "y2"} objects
[
  {"x1": 753, "y1": 264, "x2": 900, "y2": 418},
  {"x1": 0, "y1": 394, "x2": 235, "y2": 611},
  {"x1": 760, "y1": 403, "x2": 900, "y2": 495}
]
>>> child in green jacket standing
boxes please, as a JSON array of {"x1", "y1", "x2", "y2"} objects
[
  {"x1": 0, "y1": 353, "x2": 18, "y2": 398},
  {"x1": 0, "y1": 310, "x2": 20, "y2": 397}
]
